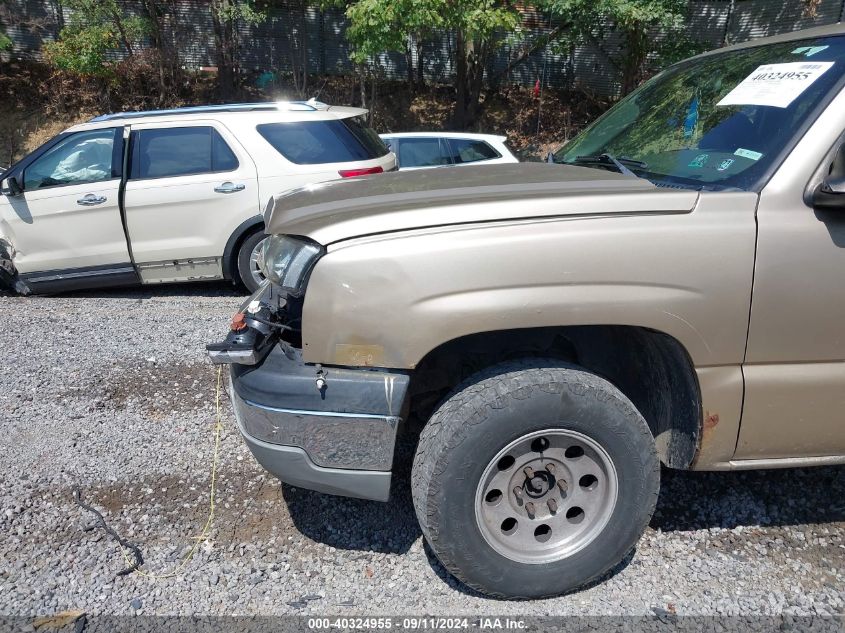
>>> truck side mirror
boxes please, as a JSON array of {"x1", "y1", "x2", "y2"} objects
[
  {"x1": 813, "y1": 144, "x2": 845, "y2": 210},
  {"x1": 1, "y1": 175, "x2": 22, "y2": 196}
]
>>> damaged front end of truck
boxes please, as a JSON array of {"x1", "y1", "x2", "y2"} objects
[{"x1": 206, "y1": 233, "x2": 409, "y2": 503}]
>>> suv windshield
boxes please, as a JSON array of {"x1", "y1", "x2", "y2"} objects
[{"x1": 555, "y1": 34, "x2": 845, "y2": 191}]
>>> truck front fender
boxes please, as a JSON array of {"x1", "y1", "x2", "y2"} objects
[{"x1": 301, "y1": 192, "x2": 758, "y2": 371}]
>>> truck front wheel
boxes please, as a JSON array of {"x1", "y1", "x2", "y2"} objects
[{"x1": 411, "y1": 359, "x2": 660, "y2": 599}]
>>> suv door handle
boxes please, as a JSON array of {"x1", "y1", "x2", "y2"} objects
[
  {"x1": 77, "y1": 194, "x2": 107, "y2": 206},
  {"x1": 214, "y1": 182, "x2": 245, "y2": 194}
]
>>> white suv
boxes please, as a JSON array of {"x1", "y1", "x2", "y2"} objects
[
  {"x1": 0, "y1": 101, "x2": 395, "y2": 294},
  {"x1": 380, "y1": 132, "x2": 518, "y2": 170}
]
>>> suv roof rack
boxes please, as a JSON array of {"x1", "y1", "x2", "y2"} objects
[{"x1": 89, "y1": 100, "x2": 330, "y2": 122}]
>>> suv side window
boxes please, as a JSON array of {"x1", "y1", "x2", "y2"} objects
[
  {"x1": 257, "y1": 117, "x2": 389, "y2": 165},
  {"x1": 445, "y1": 139, "x2": 501, "y2": 164},
  {"x1": 23, "y1": 128, "x2": 120, "y2": 190},
  {"x1": 397, "y1": 138, "x2": 449, "y2": 168},
  {"x1": 130, "y1": 126, "x2": 238, "y2": 179}
]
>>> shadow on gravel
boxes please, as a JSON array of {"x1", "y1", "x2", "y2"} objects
[
  {"x1": 652, "y1": 465, "x2": 845, "y2": 532},
  {"x1": 282, "y1": 429, "x2": 422, "y2": 555},
  {"x1": 284, "y1": 424, "x2": 640, "y2": 598},
  {"x1": 286, "y1": 443, "x2": 844, "y2": 596},
  {"x1": 54, "y1": 280, "x2": 244, "y2": 300},
  {"x1": 420, "y1": 537, "x2": 636, "y2": 601}
]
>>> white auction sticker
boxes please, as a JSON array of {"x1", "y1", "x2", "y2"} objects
[{"x1": 717, "y1": 62, "x2": 834, "y2": 108}]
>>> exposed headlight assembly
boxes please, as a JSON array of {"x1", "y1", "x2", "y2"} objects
[{"x1": 260, "y1": 235, "x2": 324, "y2": 294}]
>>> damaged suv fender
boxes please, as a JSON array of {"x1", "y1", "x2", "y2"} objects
[{"x1": 0, "y1": 228, "x2": 27, "y2": 295}]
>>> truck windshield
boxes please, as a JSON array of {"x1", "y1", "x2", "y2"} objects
[{"x1": 555, "y1": 34, "x2": 845, "y2": 191}]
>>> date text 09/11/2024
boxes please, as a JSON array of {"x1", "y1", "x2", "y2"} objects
[{"x1": 306, "y1": 618, "x2": 527, "y2": 630}]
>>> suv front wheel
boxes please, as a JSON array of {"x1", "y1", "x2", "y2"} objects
[{"x1": 411, "y1": 359, "x2": 660, "y2": 599}]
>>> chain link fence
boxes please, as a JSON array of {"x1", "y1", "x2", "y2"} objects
[{"x1": 4, "y1": 0, "x2": 845, "y2": 96}]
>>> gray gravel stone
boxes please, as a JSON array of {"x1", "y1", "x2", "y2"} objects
[{"x1": 0, "y1": 283, "x2": 843, "y2": 616}]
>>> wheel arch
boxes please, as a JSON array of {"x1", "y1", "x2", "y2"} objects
[
  {"x1": 222, "y1": 215, "x2": 264, "y2": 281},
  {"x1": 408, "y1": 325, "x2": 702, "y2": 470},
  {"x1": 0, "y1": 235, "x2": 30, "y2": 294}
]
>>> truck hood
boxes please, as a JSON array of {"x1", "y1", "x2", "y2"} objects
[{"x1": 265, "y1": 163, "x2": 699, "y2": 245}]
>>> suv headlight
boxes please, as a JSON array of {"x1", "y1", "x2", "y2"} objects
[{"x1": 260, "y1": 235, "x2": 324, "y2": 293}]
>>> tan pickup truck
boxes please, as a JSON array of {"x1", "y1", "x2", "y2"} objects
[{"x1": 209, "y1": 24, "x2": 845, "y2": 599}]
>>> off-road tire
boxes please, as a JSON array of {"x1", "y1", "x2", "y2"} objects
[
  {"x1": 236, "y1": 230, "x2": 267, "y2": 293},
  {"x1": 411, "y1": 359, "x2": 660, "y2": 599}
]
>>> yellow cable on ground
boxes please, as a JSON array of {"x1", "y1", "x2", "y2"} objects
[{"x1": 120, "y1": 364, "x2": 224, "y2": 580}]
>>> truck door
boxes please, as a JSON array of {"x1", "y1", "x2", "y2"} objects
[
  {"x1": 739, "y1": 123, "x2": 845, "y2": 460},
  {"x1": 122, "y1": 120, "x2": 259, "y2": 284},
  {"x1": 1, "y1": 127, "x2": 135, "y2": 292}
]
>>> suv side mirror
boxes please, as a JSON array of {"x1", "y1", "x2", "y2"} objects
[
  {"x1": 813, "y1": 144, "x2": 845, "y2": 210},
  {"x1": 1, "y1": 175, "x2": 22, "y2": 196}
]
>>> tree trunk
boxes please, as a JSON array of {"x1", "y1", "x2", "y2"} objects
[
  {"x1": 290, "y1": 22, "x2": 301, "y2": 95},
  {"x1": 358, "y1": 63, "x2": 367, "y2": 109},
  {"x1": 467, "y1": 39, "x2": 486, "y2": 126},
  {"x1": 99, "y1": 76, "x2": 111, "y2": 112},
  {"x1": 405, "y1": 43, "x2": 415, "y2": 93},
  {"x1": 454, "y1": 29, "x2": 468, "y2": 128},
  {"x1": 620, "y1": 24, "x2": 648, "y2": 96},
  {"x1": 212, "y1": 0, "x2": 237, "y2": 100},
  {"x1": 110, "y1": 10, "x2": 134, "y2": 57},
  {"x1": 141, "y1": 0, "x2": 168, "y2": 105},
  {"x1": 370, "y1": 68, "x2": 376, "y2": 124},
  {"x1": 51, "y1": 0, "x2": 64, "y2": 30},
  {"x1": 453, "y1": 29, "x2": 490, "y2": 129},
  {"x1": 453, "y1": 33, "x2": 486, "y2": 129},
  {"x1": 415, "y1": 39, "x2": 424, "y2": 88},
  {"x1": 488, "y1": 25, "x2": 563, "y2": 87},
  {"x1": 300, "y1": 1, "x2": 308, "y2": 97}
]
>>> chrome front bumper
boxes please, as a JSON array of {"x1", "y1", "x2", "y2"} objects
[
  {"x1": 229, "y1": 346, "x2": 409, "y2": 501},
  {"x1": 231, "y1": 389, "x2": 400, "y2": 471}
]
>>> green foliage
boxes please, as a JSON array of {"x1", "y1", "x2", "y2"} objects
[
  {"x1": 335, "y1": 0, "x2": 520, "y2": 123},
  {"x1": 0, "y1": 0, "x2": 13, "y2": 53},
  {"x1": 654, "y1": 36, "x2": 709, "y2": 68},
  {"x1": 44, "y1": 24, "x2": 118, "y2": 76},
  {"x1": 342, "y1": 0, "x2": 444, "y2": 62},
  {"x1": 444, "y1": 0, "x2": 521, "y2": 42},
  {"x1": 540, "y1": 0, "x2": 687, "y2": 34},
  {"x1": 44, "y1": 0, "x2": 150, "y2": 77},
  {"x1": 538, "y1": 0, "x2": 703, "y2": 92},
  {"x1": 214, "y1": 0, "x2": 267, "y2": 26},
  {"x1": 335, "y1": 0, "x2": 519, "y2": 63}
]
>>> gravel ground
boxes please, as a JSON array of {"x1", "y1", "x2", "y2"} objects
[{"x1": 0, "y1": 284, "x2": 843, "y2": 619}]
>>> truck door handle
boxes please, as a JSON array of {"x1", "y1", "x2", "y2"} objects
[
  {"x1": 214, "y1": 182, "x2": 245, "y2": 194},
  {"x1": 77, "y1": 194, "x2": 107, "y2": 206}
]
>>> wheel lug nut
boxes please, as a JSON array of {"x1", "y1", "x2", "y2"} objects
[
  {"x1": 557, "y1": 479, "x2": 568, "y2": 492},
  {"x1": 545, "y1": 463, "x2": 555, "y2": 474},
  {"x1": 548, "y1": 498, "x2": 558, "y2": 513},
  {"x1": 525, "y1": 502, "x2": 535, "y2": 516},
  {"x1": 513, "y1": 487, "x2": 523, "y2": 499},
  {"x1": 523, "y1": 466, "x2": 534, "y2": 478}
]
